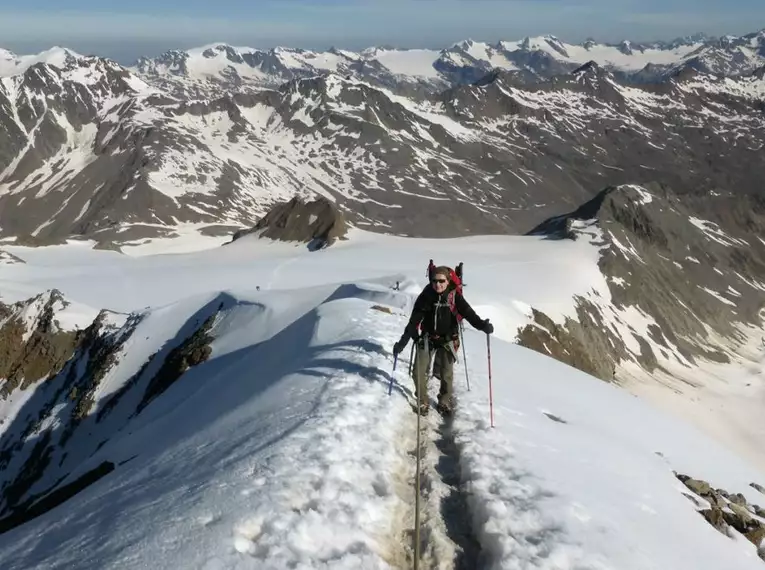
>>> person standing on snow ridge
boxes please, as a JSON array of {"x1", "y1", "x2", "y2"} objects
[
  {"x1": 427, "y1": 259, "x2": 435, "y2": 280},
  {"x1": 393, "y1": 266, "x2": 493, "y2": 415}
]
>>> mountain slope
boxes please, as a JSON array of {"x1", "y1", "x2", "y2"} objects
[
  {"x1": 0, "y1": 234, "x2": 764, "y2": 568},
  {"x1": 1, "y1": 51, "x2": 764, "y2": 247},
  {"x1": 523, "y1": 183, "x2": 765, "y2": 468}
]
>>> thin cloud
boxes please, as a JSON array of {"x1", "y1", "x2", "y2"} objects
[{"x1": 0, "y1": 11, "x2": 310, "y2": 43}]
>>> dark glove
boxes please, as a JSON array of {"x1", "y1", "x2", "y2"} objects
[
  {"x1": 482, "y1": 320, "x2": 494, "y2": 335},
  {"x1": 393, "y1": 336, "x2": 408, "y2": 355}
]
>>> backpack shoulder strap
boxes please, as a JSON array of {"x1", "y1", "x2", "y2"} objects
[{"x1": 447, "y1": 290, "x2": 463, "y2": 321}]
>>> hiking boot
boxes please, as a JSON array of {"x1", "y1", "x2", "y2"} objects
[
  {"x1": 418, "y1": 403, "x2": 429, "y2": 416},
  {"x1": 436, "y1": 400, "x2": 453, "y2": 415}
]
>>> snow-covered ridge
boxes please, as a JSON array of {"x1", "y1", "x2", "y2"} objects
[
  {"x1": 0, "y1": 233, "x2": 764, "y2": 568},
  {"x1": 0, "y1": 47, "x2": 84, "y2": 78}
]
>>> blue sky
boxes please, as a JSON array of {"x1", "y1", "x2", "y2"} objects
[{"x1": 1, "y1": 0, "x2": 763, "y2": 62}]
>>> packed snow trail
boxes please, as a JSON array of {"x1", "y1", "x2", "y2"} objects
[{"x1": 385, "y1": 347, "x2": 483, "y2": 570}]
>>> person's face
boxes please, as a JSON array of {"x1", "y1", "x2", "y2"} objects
[{"x1": 431, "y1": 273, "x2": 448, "y2": 294}]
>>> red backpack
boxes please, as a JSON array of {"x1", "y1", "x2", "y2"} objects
[{"x1": 446, "y1": 268, "x2": 463, "y2": 323}]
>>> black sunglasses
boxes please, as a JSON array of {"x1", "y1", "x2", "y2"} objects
[{"x1": 431, "y1": 278, "x2": 447, "y2": 284}]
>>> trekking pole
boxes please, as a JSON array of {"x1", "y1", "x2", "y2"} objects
[
  {"x1": 408, "y1": 342, "x2": 415, "y2": 379},
  {"x1": 414, "y1": 388, "x2": 422, "y2": 570},
  {"x1": 459, "y1": 322, "x2": 470, "y2": 391},
  {"x1": 414, "y1": 334, "x2": 429, "y2": 570},
  {"x1": 486, "y1": 333, "x2": 494, "y2": 428},
  {"x1": 388, "y1": 353, "x2": 397, "y2": 396}
]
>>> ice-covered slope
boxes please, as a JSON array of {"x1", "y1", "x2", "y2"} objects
[{"x1": 0, "y1": 232, "x2": 764, "y2": 568}]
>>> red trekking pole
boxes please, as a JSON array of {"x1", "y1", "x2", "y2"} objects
[{"x1": 486, "y1": 333, "x2": 494, "y2": 428}]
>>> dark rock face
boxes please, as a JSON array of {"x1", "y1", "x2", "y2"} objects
[
  {"x1": 231, "y1": 195, "x2": 348, "y2": 250},
  {"x1": 135, "y1": 313, "x2": 214, "y2": 413}
]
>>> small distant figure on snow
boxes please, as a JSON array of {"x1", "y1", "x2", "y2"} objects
[
  {"x1": 427, "y1": 259, "x2": 435, "y2": 280},
  {"x1": 256, "y1": 285, "x2": 261, "y2": 291},
  {"x1": 393, "y1": 281, "x2": 400, "y2": 291}
]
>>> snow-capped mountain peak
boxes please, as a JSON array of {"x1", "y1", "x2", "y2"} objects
[
  {"x1": 618, "y1": 40, "x2": 633, "y2": 55},
  {"x1": 517, "y1": 34, "x2": 568, "y2": 56},
  {"x1": 122, "y1": 29, "x2": 765, "y2": 103},
  {"x1": 572, "y1": 59, "x2": 602, "y2": 77},
  {"x1": 0, "y1": 46, "x2": 82, "y2": 78}
]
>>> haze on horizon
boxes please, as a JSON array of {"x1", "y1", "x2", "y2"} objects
[{"x1": 0, "y1": 0, "x2": 763, "y2": 64}]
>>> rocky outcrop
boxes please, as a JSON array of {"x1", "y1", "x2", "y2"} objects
[
  {"x1": 676, "y1": 473, "x2": 765, "y2": 559},
  {"x1": 0, "y1": 461, "x2": 114, "y2": 535},
  {"x1": 231, "y1": 196, "x2": 349, "y2": 250},
  {"x1": 135, "y1": 312, "x2": 214, "y2": 413},
  {"x1": 0, "y1": 292, "x2": 132, "y2": 518},
  {"x1": 0, "y1": 291, "x2": 80, "y2": 395},
  {"x1": 0, "y1": 290, "x2": 225, "y2": 531},
  {"x1": 516, "y1": 306, "x2": 617, "y2": 381},
  {"x1": 0, "y1": 250, "x2": 24, "y2": 264},
  {"x1": 519, "y1": 184, "x2": 765, "y2": 385}
]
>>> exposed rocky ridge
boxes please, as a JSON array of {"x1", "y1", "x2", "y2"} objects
[
  {"x1": 0, "y1": 293, "x2": 128, "y2": 515},
  {"x1": 0, "y1": 290, "x2": 82, "y2": 396},
  {"x1": 0, "y1": 291, "x2": 223, "y2": 531},
  {"x1": 518, "y1": 184, "x2": 765, "y2": 384},
  {"x1": 231, "y1": 195, "x2": 349, "y2": 249},
  {"x1": 0, "y1": 55, "x2": 763, "y2": 247}
]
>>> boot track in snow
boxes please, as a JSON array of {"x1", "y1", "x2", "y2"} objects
[{"x1": 386, "y1": 393, "x2": 482, "y2": 570}]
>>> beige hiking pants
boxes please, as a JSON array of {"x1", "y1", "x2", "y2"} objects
[{"x1": 411, "y1": 337, "x2": 457, "y2": 407}]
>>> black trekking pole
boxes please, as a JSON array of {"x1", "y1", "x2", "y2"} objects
[
  {"x1": 388, "y1": 353, "x2": 397, "y2": 396},
  {"x1": 408, "y1": 341, "x2": 415, "y2": 378},
  {"x1": 487, "y1": 332, "x2": 494, "y2": 428}
]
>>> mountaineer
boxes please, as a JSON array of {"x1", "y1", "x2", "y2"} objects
[{"x1": 393, "y1": 265, "x2": 493, "y2": 415}]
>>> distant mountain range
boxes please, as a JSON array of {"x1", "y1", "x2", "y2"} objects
[
  {"x1": 2, "y1": 29, "x2": 765, "y2": 98},
  {"x1": 0, "y1": 28, "x2": 763, "y2": 248},
  {"x1": 130, "y1": 29, "x2": 765, "y2": 96}
]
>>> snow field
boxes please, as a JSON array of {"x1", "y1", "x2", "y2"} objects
[
  {"x1": 224, "y1": 294, "x2": 411, "y2": 569},
  {"x1": 1, "y1": 231, "x2": 765, "y2": 569},
  {"x1": 0, "y1": 284, "x2": 419, "y2": 569},
  {"x1": 451, "y1": 329, "x2": 765, "y2": 570}
]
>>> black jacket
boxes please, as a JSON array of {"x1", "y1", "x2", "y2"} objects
[{"x1": 404, "y1": 284, "x2": 485, "y2": 342}]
